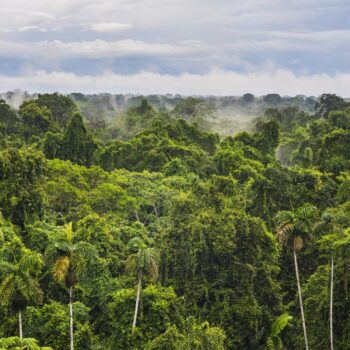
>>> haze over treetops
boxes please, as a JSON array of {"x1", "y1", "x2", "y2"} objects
[{"x1": 0, "y1": 92, "x2": 350, "y2": 349}]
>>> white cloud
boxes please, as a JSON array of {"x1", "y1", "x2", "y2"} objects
[
  {"x1": 0, "y1": 69, "x2": 349, "y2": 97},
  {"x1": 18, "y1": 25, "x2": 47, "y2": 32},
  {"x1": 266, "y1": 30, "x2": 350, "y2": 41},
  {"x1": 0, "y1": 0, "x2": 348, "y2": 85},
  {"x1": 0, "y1": 0, "x2": 100, "y2": 16},
  {"x1": 0, "y1": 39, "x2": 209, "y2": 59},
  {"x1": 0, "y1": 8, "x2": 54, "y2": 29},
  {"x1": 89, "y1": 22, "x2": 132, "y2": 32}
]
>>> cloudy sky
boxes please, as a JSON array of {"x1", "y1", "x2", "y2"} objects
[{"x1": 0, "y1": 0, "x2": 349, "y2": 95}]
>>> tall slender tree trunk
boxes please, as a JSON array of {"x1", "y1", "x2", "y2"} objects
[
  {"x1": 293, "y1": 251, "x2": 309, "y2": 350},
  {"x1": 330, "y1": 253, "x2": 334, "y2": 350},
  {"x1": 18, "y1": 310, "x2": 23, "y2": 338},
  {"x1": 69, "y1": 287, "x2": 74, "y2": 350},
  {"x1": 132, "y1": 276, "x2": 142, "y2": 334}
]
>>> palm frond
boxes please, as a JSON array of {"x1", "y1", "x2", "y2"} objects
[
  {"x1": 73, "y1": 242, "x2": 97, "y2": 263},
  {"x1": 14, "y1": 275, "x2": 30, "y2": 298},
  {"x1": 18, "y1": 274, "x2": 43, "y2": 304},
  {"x1": 294, "y1": 217, "x2": 312, "y2": 234},
  {"x1": 136, "y1": 248, "x2": 159, "y2": 280},
  {"x1": 71, "y1": 251, "x2": 87, "y2": 276},
  {"x1": 147, "y1": 250, "x2": 159, "y2": 281},
  {"x1": 276, "y1": 223, "x2": 293, "y2": 247},
  {"x1": 0, "y1": 336, "x2": 50, "y2": 350},
  {"x1": 0, "y1": 274, "x2": 16, "y2": 304},
  {"x1": 296, "y1": 204, "x2": 317, "y2": 221},
  {"x1": 266, "y1": 336, "x2": 283, "y2": 350},
  {"x1": 19, "y1": 251, "x2": 43, "y2": 274},
  {"x1": 126, "y1": 246, "x2": 159, "y2": 281},
  {"x1": 54, "y1": 241, "x2": 73, "y2": 255},
  {"x1": 65, "y1": 222, "x2": 73, "y2": 243},
  {"x1": 127, "y1": 237, "x2": 147, "y2": 252},
  {"x1": 275, "y1": 210, "x2": 294, "y2": 226},
  {"x1": 0, "y1": 261, "x2": 16, "y2": 276},
  {"x1": 266, "y1": 337, "x2": 275, "y2": 350},
  {"x1": 270, "y1": 313, "x2": 293, "y2": 336},
  {"x1": 53, "y1": 256, "x2": 70, "y2": 282},
  {"x1": 125, "y1": 253, "x2": 137, "y2": 275},
  {"x1": 136, "y1": 248, "x2": 146, "y2": 271},
  {"x1": 44, "y1": 239, "x2": 72, "y2": 263},
  {"x1": 44, "y1": 239, "x2": 70, "y2": 266},
  {"x1": 266, "y1": 313, "x2": 292, "y2": 350}
]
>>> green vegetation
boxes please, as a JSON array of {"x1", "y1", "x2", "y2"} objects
[{"x1": 0, "y1": 92, "x2": 349, "y2": 349}]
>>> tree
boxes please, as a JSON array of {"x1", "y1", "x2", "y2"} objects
[
  {"x1": 266, "y1": 313, "x2": 292, "y2": 350},
  {"x1": 42, "y1": 132, "x2": 63, "y2": 159},
  {"x1": 132, "y1": 99, "x2": 153, "y2": 115},
  {"x1": 315, "y1": 94, "x2": 347, "y2": 118},
  {"x1": 161, "y1": 180, "x2": 282, "y2": 349},
  {"x1": 0, "y1": 99, "x2": 18, "y2": 135},
  {"x1": 24, "y1": 301, "x2": 96, "y2": 349},
  {"x1": 0, "y1": 147, "x2": 45, "y2": 227},
  {"x1": 46, "y1": 222, "x2": 96, "y2": 350},
  {"x1": 126, "y1": 237, "x2": 159, "y2": 334},
  {"x1": 111, "y1": 99, "x2": 171, "y2": 140},
  {"x1": 0, "y1": 336, "x2": 52, "y2": 350},
  {"x1": 0, "y1": 249, "x2": 43, "y2": 338},
  {"x1": 61, "y1": 112, "x2": 98, "y2": 166},
  {"x1": 19, "y1": 101, "x2": 55, "y2": 137},
  {"x1": 242, "y1": 93, "x2": 255, "y2": 105},
  {"x1": 314, "y1": 212, "x2": 343, "y2": 350},
  {"x1": 108, "y1": 284, "x2": 178, "y2": 349},
  {"x1": 275, "y1": 204, "x2": 317, "y2": 350},
  {"x1": 146, "y1": 317, "x2": 226, "y2": 350},
  {"x1": 95, "y1": 119, "x2": 214, "y2": 175},
  {"x1": 256, "y1": 120, "x2": 280, "y2": 155},
  {"x1": 319, "y1": 129, "x2": 350, "y2": 174},
  {"x1": 36, "y1": 93, "x2": 77, "y2": 129},
  {"x1": 171, "y1": 97, "x2": 215, "y2": 123},
  {"x1": 264, "y1": 94, "x2": 282, "y2": 106}
]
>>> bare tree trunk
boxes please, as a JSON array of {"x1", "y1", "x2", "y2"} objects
[
  {"x1": 330, "y1": 254, "x2": 334, "y2": 350},
  {"x1": 69, "y1": 287, "x2": 74, "y2": 350},
  {"x1": 293, "y1": 251, "x2": 309, "y2": 350},
  {"x1": 132, "y1": 276, "x2": 142, "y2": 334},
  {"x1": 153, "y1": 204, "x2": 159, "y2": 218},
  {"x1": 18, "y1": 310, "x2": 23, "y2": 338}
]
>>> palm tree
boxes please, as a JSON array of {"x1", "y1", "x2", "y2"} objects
[
  {"x1": 0, "y1": 250, "x2": 43, "y2": 338},
  {"x1": 315, "y1": 212, "x2": 343, "y2": 350},
  {"x1": 275, "y1": 203, "x2": 317, "y2": 350},
  {"x1": 46, "y1": 222, "x2": 96, "y2": 350},
  {"x1": 266, "y1": 313, "x2": 293, "y2": 350},
  {"x1": 0, "y1": 336, "x2": 52, "y2": 350},
  {"x1": 126, "y1": 237, "x2": 159, "y2": 334}
]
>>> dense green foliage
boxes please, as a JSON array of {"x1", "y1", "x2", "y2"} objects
[{"x1": 0, "y1": 92, "x2": 349, "y2": 349}]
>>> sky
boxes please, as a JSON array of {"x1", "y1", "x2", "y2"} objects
[{"x1": 0, "y1": 0, "x2": 349, "y2": 95}]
